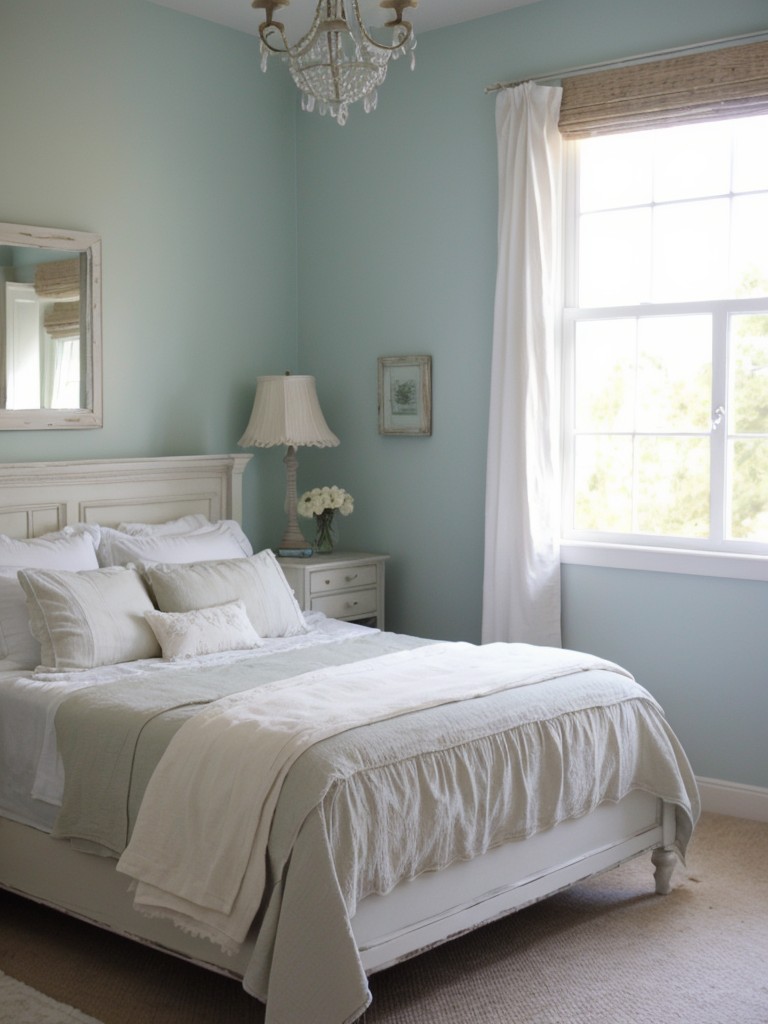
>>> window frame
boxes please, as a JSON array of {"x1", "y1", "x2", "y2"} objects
[{"x1": 559, "y1": 132, "x2": 768, "y2": 583}]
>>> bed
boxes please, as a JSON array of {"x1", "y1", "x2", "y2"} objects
[{"x1": 0, "y1": 454, "x2": 700, "y2": 1024}]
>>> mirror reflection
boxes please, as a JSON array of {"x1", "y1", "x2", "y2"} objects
[{"x1": 0, "y1": 223, "x2": 102, "y2": 430}]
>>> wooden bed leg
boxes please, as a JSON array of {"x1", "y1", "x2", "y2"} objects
[{"x1": 651, "y1": 847, "x2": 676, "y2": 894}]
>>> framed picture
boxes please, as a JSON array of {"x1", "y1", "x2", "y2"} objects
[{"x1": 378, "y1": 355, "x2": 432, "y2": 436}]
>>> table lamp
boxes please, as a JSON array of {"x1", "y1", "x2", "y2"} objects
[{"x1": 239, "y1": 373, "x2": 339, "y2": 554}]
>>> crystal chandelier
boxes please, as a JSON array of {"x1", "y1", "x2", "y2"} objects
[{"x1": 252, "y1": 0, "x2": 417, "y2": 125}]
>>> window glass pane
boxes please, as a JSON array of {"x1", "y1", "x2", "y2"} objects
[
  {"x1": 652, "y1": 121, "x2": 731, "y2": 202},
  {"x1": 636, "y1": 437, "x2": 710, "y2": 537},
  {"x1": 730, "y1": 439, "x2": 768, "y2": 540},
  {"x1": 574, "y1": 319, "x2": 635, "y2": 431},
  {"x1": 579, "y1": 208, "x2": 651, "y2": 306},
  {"x1": 580, "y1": 133, "x2": 652, "y2": 211},
  {"x1": 573, "y1": 436, "x2": 633, "y2": 532},
  {"x1": 568, "y1": 113, "x2": 768, "y2": 555},
  {"x1": 731, "y1": 194, "x2": 768, "y2": 298},
  {"x1": 635, "y1": 316, "x2": 712, "y2": 432},
  {"x1": 732, "y1": 115, "x2": 768, "y2": 193},
  {"x1": 652, "y1": 199, "x2": 729, "y2": 301},
  {"x1": 730, "y1": 314, "x2": 768, "y2": 434}
]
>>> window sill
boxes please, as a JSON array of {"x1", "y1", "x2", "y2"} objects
[{"x1": 560, "y1": 541, "x2": 768, "y2": 583}]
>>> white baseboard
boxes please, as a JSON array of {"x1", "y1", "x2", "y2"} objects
[{"x1": 696, "y1": 776, "x2": 768, "y2": 823}]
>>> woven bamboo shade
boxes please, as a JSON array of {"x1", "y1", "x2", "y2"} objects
[
  {"x1": 34, "y1": 258, "x2": 81, "y2": 299},
  {"x1": 44, "y1": 301, "x2": 81, "y2": 339},
  {"x1": 559, "y1": 40, "x2": 768, "y2": 138}
]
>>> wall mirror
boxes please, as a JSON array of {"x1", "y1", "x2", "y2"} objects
[{"x1": 0, "y1": 222, "x2": 102, "y2": 429}]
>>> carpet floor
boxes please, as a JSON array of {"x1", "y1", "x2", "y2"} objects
[
  {"x1": 0, "y1": 811, "x2": 766, "y2": 1024},
  {"x1": 0, "y1": 972, "x2": 103, "y2": 1024}
]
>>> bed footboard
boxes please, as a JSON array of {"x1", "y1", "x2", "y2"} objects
[
  {"x1": 353, "y1": 790, "x2": 674, "y2": 974},
  {"x1": 1, "y1": 791, "x2": 678, "y2": 982}
]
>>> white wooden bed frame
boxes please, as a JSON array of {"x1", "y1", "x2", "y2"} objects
[{"x1": 0, "y1": 455, "x2": 680, "y2": 988}]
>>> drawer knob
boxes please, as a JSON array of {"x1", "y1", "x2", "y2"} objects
[{"x1": 345, "y1": 572, "x2": 359, "y2": 582}]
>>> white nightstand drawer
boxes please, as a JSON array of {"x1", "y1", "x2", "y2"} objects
[
  {"x1": 312, "y1": 588, "x2": 378, "y2": 620},
  {"x1": 277, "y1": 552, "x2": 388, "y2": 628},
  {"x1": 309, "y1": 563, "x2": 378, "y2": 595}
]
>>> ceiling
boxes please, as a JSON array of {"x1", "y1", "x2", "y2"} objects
[{"x1": 148, "y1": 0, "x2": 542, "y2": 38}]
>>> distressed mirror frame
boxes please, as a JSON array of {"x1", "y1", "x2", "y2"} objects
[{"x1": 0, "y1": 222, "x2": 102, "y2": 430}]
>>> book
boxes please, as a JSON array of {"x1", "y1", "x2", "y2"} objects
[{"x1": 277, "y1": 547, "x2": 314, "y2": 558}]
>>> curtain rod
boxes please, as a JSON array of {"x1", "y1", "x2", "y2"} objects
[{"x1": 484, "y1": 29, "x2": 768, "y2": 94}]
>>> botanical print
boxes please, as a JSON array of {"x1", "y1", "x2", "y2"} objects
[{"x1": 390, "y1": 375, "x2": 418, "y2": 415}]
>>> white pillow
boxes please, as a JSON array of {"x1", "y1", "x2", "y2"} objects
[
  {"x1": 97, "y1": 521, "x2": 252, "y2": 567},
  {"x1": 143, "y1": 549, "x2": 309, "y2": 638},
  {"x1": 0, "y1": 570, "x2": 41, "y2": 671},
  {"x1": 144, "y1": 600, "x2": 263, "y2": 661},
  {"x1": 18, "y1": 565, "x2": 161, "y2": 672},
  {"x1": 0, "y1": 525, "x2": 100, "y2": 570},
  {"x1": 117, "y1": 514, "x2": 211, "y2": 535}
]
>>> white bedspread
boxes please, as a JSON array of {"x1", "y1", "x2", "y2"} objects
[
  {"x1": 116, "y1": 643, "x2": 632, "y2": 952},
  {"x1": 0, "y1": 613, "x2": 373, "y2": 828}
]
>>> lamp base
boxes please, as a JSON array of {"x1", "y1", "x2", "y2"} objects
[
  {"x1": 279, "y1": 445, "x2": 311, "y2": 552},
  {"x1": 277, "y1": 547, "x2": 314, "y2": 558}
]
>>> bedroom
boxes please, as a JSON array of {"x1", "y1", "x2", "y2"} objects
[{"x1": 0, "y1": 0, "x2": 765, "y2": 1019}]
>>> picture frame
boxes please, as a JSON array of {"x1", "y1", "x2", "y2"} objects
[{"x1": 378, "y1": 355, "x2": 432, "y2": 436}]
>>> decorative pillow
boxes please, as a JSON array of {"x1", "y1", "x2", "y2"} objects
[
  {"x1": 117, "y1": 514, "x2": 211, "y2": 535},
  {"x1": 0, "y1": 525, "x2": 100, "y2": 570},
  {"x1": 143, "y1": 549, "x2": 308, "y2": 638},
  {"x1": 18, "y1": 566, "x2": 161, "y2": 672},
  {"x1": 144, "y1": 600, "x2": 263, "y2": 661},
  {"x1": 97, "y1": 521, "x2": 252, "y2": 567},
  {"x1": 0, "y1": 569, "x2": 41, "y2": 670}
]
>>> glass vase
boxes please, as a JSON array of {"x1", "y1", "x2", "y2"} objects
[{"x1": 314, "y1": 511, "x2": 335, "y2": 554}]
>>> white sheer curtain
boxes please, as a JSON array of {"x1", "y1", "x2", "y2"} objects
[{"x1": 482, "y1": 83, "x2": 563, "y2": 646}]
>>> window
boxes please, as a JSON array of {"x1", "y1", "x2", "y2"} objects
[{"x1": 561, "y1": 114, "x2": 768, "y2": 576}]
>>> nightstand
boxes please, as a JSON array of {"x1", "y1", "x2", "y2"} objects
[{"x1": 277, "y1": 551, "x2": 388, "y2": 628}]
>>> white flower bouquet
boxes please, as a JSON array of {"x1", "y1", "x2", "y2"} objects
[
  {"x1": 297, "y1": 486, "x2": 354, "y2": 519},
  {"x1": 297, "y1": 486, "x2": 354, "y2": 553}
]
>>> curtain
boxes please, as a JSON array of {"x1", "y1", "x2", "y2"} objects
[
  {"x1": 42, "y1": 336, "x2": 80, "y2": 409},
  {"x1": 482, "y1": 83, "x2": 563, "y2": 646}
]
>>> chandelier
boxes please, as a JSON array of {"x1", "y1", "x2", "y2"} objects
[{"x1": 252, "y1": 0, "x2": 418, "y2": 125}]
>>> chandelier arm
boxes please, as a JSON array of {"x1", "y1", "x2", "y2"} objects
[
  {"x1": 351, "y1": 0, "x2": 413, "y2": 51},
  {"x1": 260, "y1": 10, "x2": 356, "y2": 62},
  {"x1": 259, "y1": 0, "x2": 331, "y2": 56},
  {"x1": 259, "y1": 22, "x2": 291, "y2": 54},
  {"x1": 260, "y1": 0, "x2": 412, "y2": 58}
]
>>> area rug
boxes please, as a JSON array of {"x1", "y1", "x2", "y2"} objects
[{"x1": 0, "y1": 971, "x2": 103, "y2": 1024}]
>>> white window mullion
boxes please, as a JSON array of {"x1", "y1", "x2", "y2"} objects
[
  {"x1": 560, "y1": 312, "x2": 576, "y2": 536},
  {"x1": 710, "y1": 308, "x2": 729, "y2": 545}
]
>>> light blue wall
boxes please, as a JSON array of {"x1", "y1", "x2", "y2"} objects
[
  {"x1": 0, "y1": 0, "x2": 298, "y2": 547},
  {"x1": 295, "y1": 0, "x2": 768, "y2": 788}
]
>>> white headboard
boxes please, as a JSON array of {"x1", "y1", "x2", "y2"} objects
[{"x1": 0, "y1": 454, "x2": 252, "y2": 539}]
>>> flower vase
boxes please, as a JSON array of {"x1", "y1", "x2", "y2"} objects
[{"x1": 314, "y1": 511, "x2": 335, "y2": 554}]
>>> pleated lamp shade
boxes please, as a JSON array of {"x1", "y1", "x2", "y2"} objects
[{"x1": 238, "y1": 375, "x2": 339, "y2": 449}]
